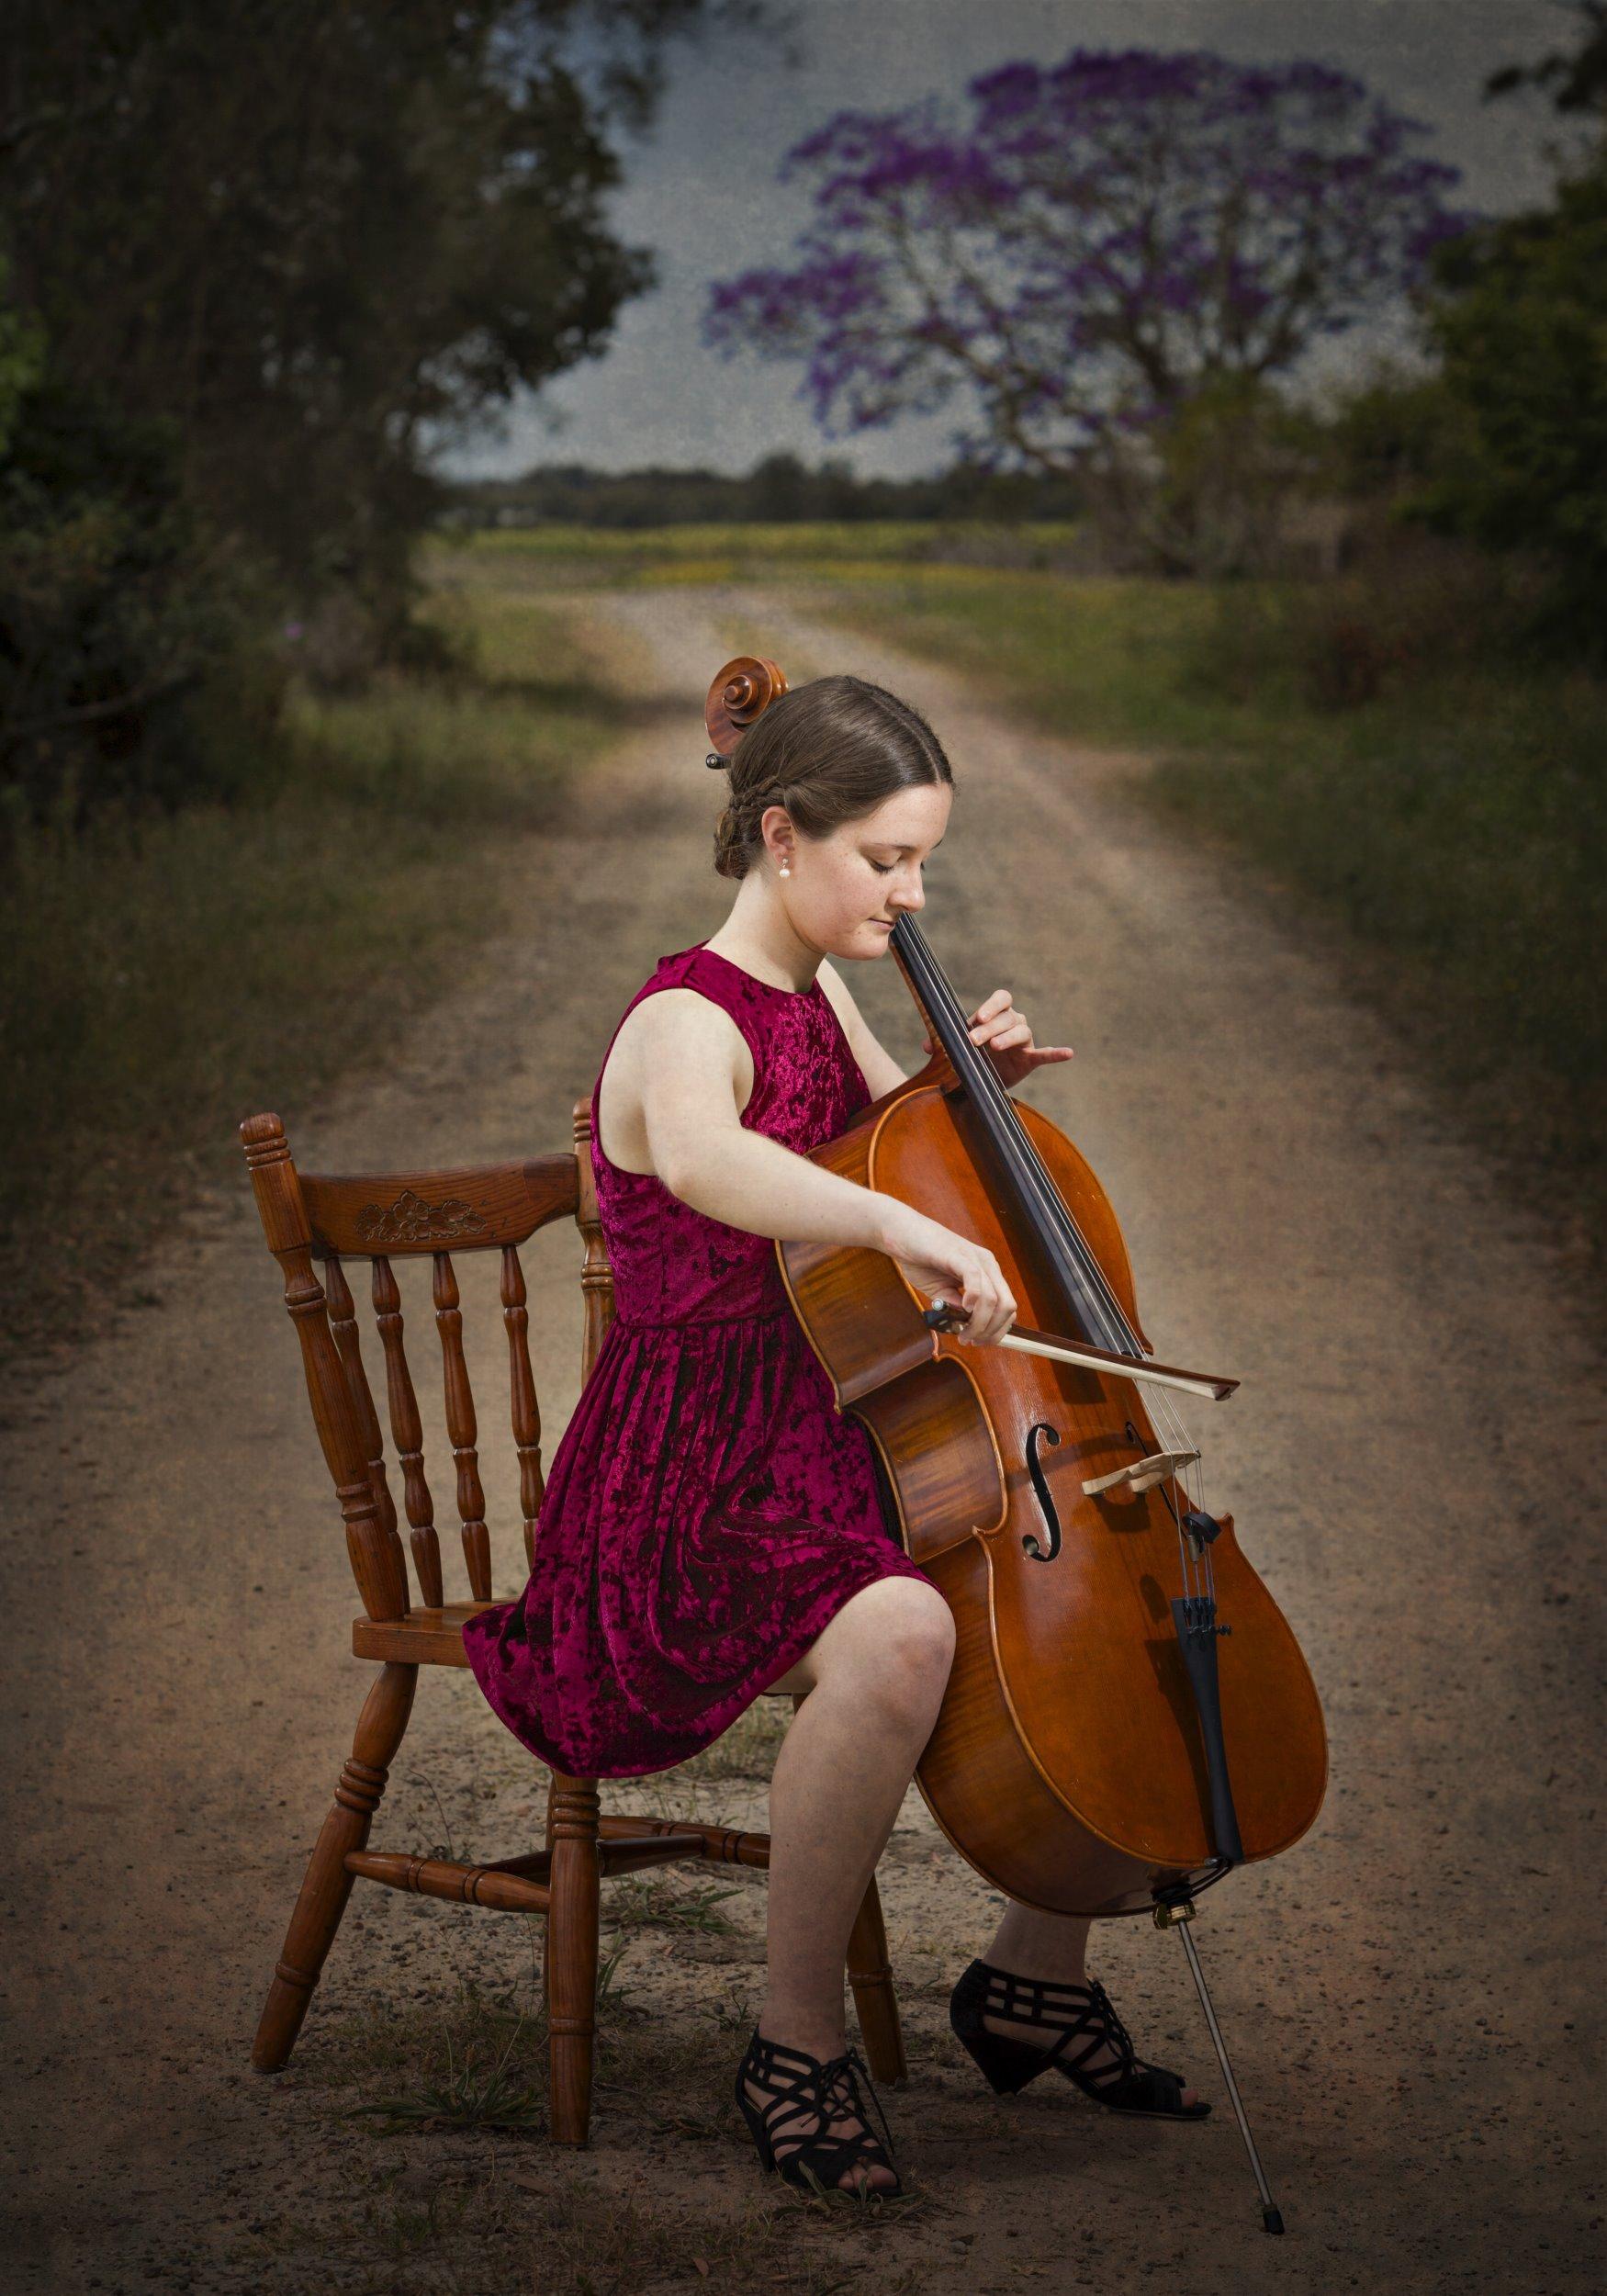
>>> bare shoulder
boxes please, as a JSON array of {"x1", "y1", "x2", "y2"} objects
[
  {"x1": 600, "y1": 985, "x2": 754, "y2": 1181},
  {"x1": 621, "y1": 984, "x2": 746, "y2": 1061},
  {"x1": 600, "y1": 985, "x2": 754, "y2": 1153}
]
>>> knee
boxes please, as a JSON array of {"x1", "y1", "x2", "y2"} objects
[{"x1": 853, "y1": 1582, "x2": 956, "y2": 1721}]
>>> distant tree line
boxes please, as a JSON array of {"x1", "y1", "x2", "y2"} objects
[{"x1": 446, "y1": 448, "x2": 1087, "y2": 528}]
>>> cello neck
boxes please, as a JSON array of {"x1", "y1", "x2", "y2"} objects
[{"x1": 888, "y1": 914, "x2": 1140, "y2": 1359}]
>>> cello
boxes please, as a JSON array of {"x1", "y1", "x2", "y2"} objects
[{"x1": 705, "y1": 655, "x2": 1328, "y2": 2234}]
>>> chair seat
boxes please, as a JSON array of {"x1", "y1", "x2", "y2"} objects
[
  {"x1": 352, "y1": 1601, "x2": 501, "y2": 1667},
  {"x1": 352, "y1": 1603, "x2": 803, "y2": 1686}
]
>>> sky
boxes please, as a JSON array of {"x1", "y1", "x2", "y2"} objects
[{"x1": 438, "y1": 0, "x2": 1582, "y2": 482}]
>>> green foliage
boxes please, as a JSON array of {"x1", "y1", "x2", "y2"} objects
[
  {"x1": 1320, "y1": 365, "x2": 1470, "y2": 503},
  {"x1": 1187, "y1": 533, "x2": 1537, "y2": 711},
  {"x1": 0, "y1": 254, "x2": 44, "y2": 459},
  {"x1": 0, "y1": 365, "x2": 287, "y2": 829},
  {"x1": 0, "y1": 590, "x2": 612, "y2": 1364},
  {"x1": 1138, "y1": 376, "x2": 1325, "y2": 577},
  {"x1": 1485, "y1": 0, "x2": 1607, "y2": 117},
  {"x1": 0, "y1": 3, "x2": 756, "y2": 625},
  {"x1": 442, "y1": 522, "x2": 1093, "y2": 590},
  {"x1": 1417, "y1": 145, "x2": 1607, "y2": 645}
]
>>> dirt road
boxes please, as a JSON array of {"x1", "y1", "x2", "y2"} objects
[{"x1": 3, "y1": 590, "x2": 1600, "y2": 2294}]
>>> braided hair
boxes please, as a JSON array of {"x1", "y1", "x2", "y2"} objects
[{"x1": 706, "y1": 674, "x2": 952, "y2": 881}]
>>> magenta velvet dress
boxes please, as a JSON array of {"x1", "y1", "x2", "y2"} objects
[{"x1": 461, "y1": 940, "x2": 934, "y2": 1779}]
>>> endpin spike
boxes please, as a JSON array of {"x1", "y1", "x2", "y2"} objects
[{"x1": 1157, "y1": 1896, "x2": 1287, "y2": 2236}]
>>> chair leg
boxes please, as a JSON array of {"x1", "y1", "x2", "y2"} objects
[
  {"x1": 545, "y1": 1773, "x2": 601, "y2": 2145},
  {"x1": 848, "y1": 1874, "x2": 907, "y2": 2085},
  {"x1": 252, "y1": 1661, "x2": 418, "y2": 2073}
]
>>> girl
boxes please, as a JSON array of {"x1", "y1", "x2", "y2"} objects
[{"x1": 463, "y1": 673, "x2": 1204, "y2": 2199}]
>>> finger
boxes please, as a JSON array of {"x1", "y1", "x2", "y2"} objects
[{"x1": 975, "y1": 1262, "x2": 1011, "y2": 1345}]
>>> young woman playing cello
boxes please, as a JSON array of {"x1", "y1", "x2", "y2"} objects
[{"x1": 464, "y1": 673, "x2": 1206, "y2": 2198}]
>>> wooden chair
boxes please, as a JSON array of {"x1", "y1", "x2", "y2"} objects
[{"x1": 237, "y1": 1104, "x2": 906, "y2": 2145}]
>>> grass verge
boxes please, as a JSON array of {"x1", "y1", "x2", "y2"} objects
[{"x1": 0, "y1": 591, "x2": 616, "y2": 1376}]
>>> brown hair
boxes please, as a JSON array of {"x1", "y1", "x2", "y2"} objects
[{"x1": 711, "y1": 673, "x2": 954, "y2": 880}]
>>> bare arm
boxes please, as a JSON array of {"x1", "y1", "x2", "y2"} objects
[
  {"x1": 640, "y1": 990, "x2": 901, "y2": 1251},
  {"x1": 635, "y1": 988, "x2": 1017, "y2": 1342}
]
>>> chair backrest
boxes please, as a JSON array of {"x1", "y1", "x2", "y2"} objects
[{"x1": 239, "y1": 1104, "x2": 614, "y2": 1621}]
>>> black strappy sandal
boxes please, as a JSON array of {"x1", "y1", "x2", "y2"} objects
[
  {"x1": 734, "y1": 2026, "x2": 905, "y2": 2196},
  {"x1": 950, "y1": 1959, "x2": 1210, "y2": 2121}
]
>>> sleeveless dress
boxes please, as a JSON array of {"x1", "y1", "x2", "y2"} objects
[{"x1": 461, "y1": 940, "x2": 934, "y2": 1779}]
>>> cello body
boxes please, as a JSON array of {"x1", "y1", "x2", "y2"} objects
[{"x1": 778, "y1": 1049, "x2": 1329, "y2": 1920}]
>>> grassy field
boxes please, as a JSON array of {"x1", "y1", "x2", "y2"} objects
[
  {"x1": 0, "y1": 587, "x2": 617, "y2": 1371},
  {"x1": 444, "y1": 518, "x2": 1090, "y2": 587},
  {"x1": 466, "y1": 524, "x2": 1605, "y2": 1283}
]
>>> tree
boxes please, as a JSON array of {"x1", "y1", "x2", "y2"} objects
[
  {"x1": 0, "y1": 2, "x2": 770, "y2": 633},
  {"x1": 1414, "y1": 145, "x2": 1607, "y2": 638},
  {"x1": 1485, "y1": 0, "x2": 1607, "y2": 116},
  {"x1": 1306, "y1": 2, "x2": 1607, "y2": 653},
  {"x1": 703, "y1": 49, "x2": 1469, "y2": 569}
]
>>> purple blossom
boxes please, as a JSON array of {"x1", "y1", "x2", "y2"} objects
[{"x1": 702, "y1": 44, "x2": 1474, "y2": 471}]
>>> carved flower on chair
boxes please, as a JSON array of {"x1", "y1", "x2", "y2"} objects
[{"x1": 355, "y1": 1189, "x2": 490, "y2": 1246}]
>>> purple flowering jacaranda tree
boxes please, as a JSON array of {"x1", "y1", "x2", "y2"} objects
[{"x1": 703, "y1": 50, "x2": 1471, "y2": 564}]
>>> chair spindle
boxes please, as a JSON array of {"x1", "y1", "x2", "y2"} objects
[
  {"x1": 324, "y1": 1253, "x2": 403, "y2": 1571},
  {"x1": 501, "y1": 1244, "x2": 545, "y2": 1573},
  {"x1": 371, "y1": 1254, "x2": 444, "y2": 1609},
  {"x1": 432, "y1": 1250, "x2": 491, "y2": 1603}
]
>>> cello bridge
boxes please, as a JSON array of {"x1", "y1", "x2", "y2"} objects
[{"x1": 1081, "y1": 1446, "x2": 1200, "y2": 1499}]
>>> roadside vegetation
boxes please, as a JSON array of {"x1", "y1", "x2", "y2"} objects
[{"x1": 0, "y1": 591, "x2": 614, "y2": 1370}]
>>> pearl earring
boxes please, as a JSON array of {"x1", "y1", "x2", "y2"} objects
[{"x1": 779, "y1": 861, "x2": 791, "y2": 877}]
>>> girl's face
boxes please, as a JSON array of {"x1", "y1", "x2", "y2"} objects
[{"x1": 766, "y1": 782, "x2": 953, "y2": 962}]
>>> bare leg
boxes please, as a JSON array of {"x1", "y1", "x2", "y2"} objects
[
  {"x1": 978, "y1": 1900, "x2": 1201, "y2": 2108},
  {"x1": 747, "y1": 1576, "x2": 955, "y2": 2191}
]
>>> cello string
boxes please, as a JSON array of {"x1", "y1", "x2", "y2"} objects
[
  {"x1": 916, "y1": 935, "x2": 1208, "y2": 1512},
  {"x1": 910, "y1": 925, "x2": 1217, "y2": 1574}
]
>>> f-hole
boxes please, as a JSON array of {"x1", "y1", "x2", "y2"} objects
[{"x1": 1022, "y1": 1421, "x2": 1062, "y2": 1562}]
